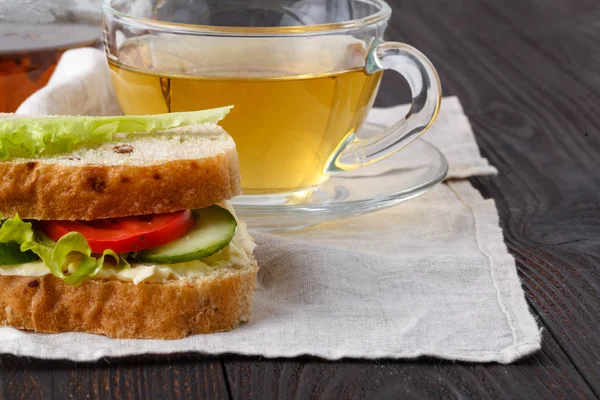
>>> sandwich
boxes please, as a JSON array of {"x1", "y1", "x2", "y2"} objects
[{"x1": 0, "y1": 107, "x2": 257, "y2": 339}]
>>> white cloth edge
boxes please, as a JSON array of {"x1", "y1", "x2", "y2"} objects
[{"x1": 447, "y1": 181, "x2": 541, "y2": 363}]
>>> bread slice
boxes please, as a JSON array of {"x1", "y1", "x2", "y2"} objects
[
  {"x1": 0, "y1": 121, "x2": 241, "y2": 220},
  {"x1": 0, "y1": 260, "x2": 258, "y2": 339}
]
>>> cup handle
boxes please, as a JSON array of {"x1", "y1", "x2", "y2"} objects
[{"x1": 331, "y1": 39, "x2": 442, "y2": 171}]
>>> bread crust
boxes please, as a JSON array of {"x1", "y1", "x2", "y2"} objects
[
  {"x1": 0, "y1": 149, "x2": 241, "y2": 220},
  {"x1": 0, "y1": 261, "x2": 257, "y2": 339}
]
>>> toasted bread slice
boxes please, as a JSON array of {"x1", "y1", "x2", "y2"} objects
[
  {"x1": 0, "y1": 260, "x2": 258, "y2": 339},
  {"x1": 0, "y1": 120, "x2": 241, "y2": 220}
]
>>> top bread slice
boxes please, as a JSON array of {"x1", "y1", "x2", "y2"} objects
[{"x1": 0, "y1": 114, "x2": 241, "y2": 220}]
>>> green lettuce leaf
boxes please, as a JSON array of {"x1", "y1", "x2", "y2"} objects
[
  {"x1": 0, "y1": 214, "x2": 129, "y2": 285},
  {"x1": 0, "y1": 106, "x2": 232, "y2": 160}
]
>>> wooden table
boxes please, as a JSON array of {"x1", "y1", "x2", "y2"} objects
[{"x1": 2, "y1": 0, "x2": 599, "y2": 398}]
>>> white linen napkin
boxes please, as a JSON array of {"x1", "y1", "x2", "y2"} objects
[{"x1": 6, "y1": 48, "x2": 540, "y2": 363}]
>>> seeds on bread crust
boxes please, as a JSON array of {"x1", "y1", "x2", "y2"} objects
[
  {"x1": 0, "y1": 153, "x2": 241, "y2": 220},
  {"x1": 113, "y1": 144, "x2": 134, "y2": 154},
  {"x1": 0, "y1": 262, "x2": 258, "y2": 338},
  {"x1": 88, "y1": 177, "x2": 106, "y2": 193},
  {"x1": 0, "y1": 123, "x2": 241, "y2": 220}
]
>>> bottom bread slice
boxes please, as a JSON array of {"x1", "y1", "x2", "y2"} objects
[{"x1": 0, "y1": 262, "x2": 258, "y2": 339}]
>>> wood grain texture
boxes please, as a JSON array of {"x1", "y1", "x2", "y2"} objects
[
  {"x1": 1, "y1": 0, "x2": 600, "y2": 399},
  {"x1": 224, "y1": 334, "x2": 595, "y2": 399},
  {"x1": 0, "y1": 355, "x2": 229, "y2": 400}
]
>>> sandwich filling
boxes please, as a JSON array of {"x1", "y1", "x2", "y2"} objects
[{"x1": 0, "y1": 202, "x2": 255, "y2": 285}]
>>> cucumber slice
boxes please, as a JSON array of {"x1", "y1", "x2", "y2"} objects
[
  {"x1": 0, "y1": 242, "x2": 39, "y2": 265},
  {"x1": 135, "y1": 205, "x2": 237, "y2": 264}
]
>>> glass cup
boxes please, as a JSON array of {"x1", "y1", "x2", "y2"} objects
[{"x1": 102, "y1": 0, "x2": 441, "y2": 204}]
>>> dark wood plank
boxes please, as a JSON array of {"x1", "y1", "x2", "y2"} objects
[
  {"x1": 224, "y1": 331, "x2": 593, "y2": 400},
  {"x1": 390, "y1": 0, "x2": 600, "y2": 391},
  {"x1": 432, "y1": 1, "x2": 600, "y2": 393},
  {"x1": 0, "y1": 355, "x2": 230, "y2": 400}
]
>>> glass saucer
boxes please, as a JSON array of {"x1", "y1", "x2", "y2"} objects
[{"x1": 231, "y1": 124, "x2": 448, "y2": 231}]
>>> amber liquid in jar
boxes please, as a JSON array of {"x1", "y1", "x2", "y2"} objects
[{"x1": 0, "y1": 23, "x2": 100, "y2": 112}]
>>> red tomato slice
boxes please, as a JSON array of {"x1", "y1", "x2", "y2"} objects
[{"x1": 38, "y1": 210, "x2": 194, "y2": 254}]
